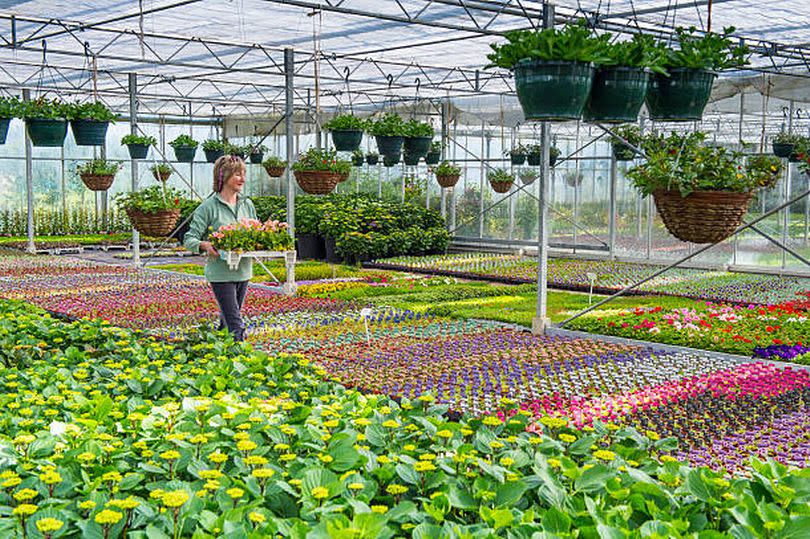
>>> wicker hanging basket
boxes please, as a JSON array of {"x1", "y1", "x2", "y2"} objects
[
  {"x1": 436, "y1": 173, "x2": 460, "y2": 188},
  {"x1": 263, "y1": 164, "x2": 286, "y2": 178},
  {"x1": 293, "y1": 170, "x2": 340, "y2": 195},
  {"x1": 336, "y1": 171, "x2": 350, "y2": 183},
  {"x1": 489, "y1": 179, "x2": 514, "y2": 193},
  {"x1": 152, "y1": 170, "x2": 171, "y2": 182},
  {"x1": 126, "y1": 208, "x2": 181, "y2": 237},
  {"x1": 80, "y1": 173, "x2": 114, "y2": 191},
  {"x1": 653, "y1": 189, "x2": 752, "y2": 244}
]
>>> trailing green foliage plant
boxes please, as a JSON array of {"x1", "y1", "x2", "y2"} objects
[
  {"x1": 121, "y1": 134, "x2": 156, "y2": 146},
  {"x1": 323, "y1": 114, "x2": 367, "y2": 131},
  {"x1": 75, "y1": 159, "x2": 123, "y2": 176},
  {"x1": 403, "y1": 119, "x2": 434, "y2": 138},
  {"x1": 150, "y1": 163, "x2": 172, "y2": 175},
  {"x1": 602, "y1": 34, "x2": 668, "y2": 74},
  {"x1": 505, "y1": 144, "x2": 526, "y2": 157},
  {"x1": 18, "y1": 97, "x2": 68, "y2": 119},
  {"x1": 262, "y1": 156, "x2": 287, "y2": 168},
  {"x1": 773, "y1": 132, "x2": 804, "y2": 145},
  {"x1": 429, "y1": 141, "x2": 443, "y2": 152},
  {"x1": 64, "y1": 101, "x2": 117, "y2": 122},
  {"x1": 488, "y1": 168, "x2": 514, "y2": 183},
  {"x1": 202, "y1": 139, "x2": 225, "y2": 151},
  {"x1": 746, "y1": 155, "x2": 783, "y2": 189},
  {"x1": 292, "y1": 148, "x2": 351, "y2": 174},
  {"x1": 0, "y1": 96, "x2": 21, "y2": 118},
  {"x1": 431, "y1": 161, "x2": 461, "y2": 176},
  {"x1": 169, "y1": 134, "x2": 198, "y2": 149},
  {"x1": 665, "y1": 26, "x2": 749, "y2": 70},
  {"x1": 367, "y1": 113, "x2": 407, "y2": 137}
]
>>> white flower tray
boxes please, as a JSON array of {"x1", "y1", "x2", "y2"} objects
[{"x1": 220, "y1": 250, "x2": 297, "y2": 294}]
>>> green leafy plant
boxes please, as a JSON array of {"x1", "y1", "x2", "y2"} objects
[
  {"x1": 18, "y1": 97, "x2": 68, "y2": 119},
  {"x1": 292, "y1": 147, "x2": 351, "y2": 174},
  {"x1": 610, "y1": 124, "x2": 643, "y2": 146},
  {"x1": 249, "y1": 144, "x2": 268, "y2": 155},
  {"x1": 115, "y1": 185, "x2": 184, "y2": 214},
  {"x1": 0, "y1": 96, "x2": 21, "y2": 118},
  {"x1": 202, "y1": 139, "x2": 225, "y2": 151},
  {"x1": 747, "y1": 154, "x2": 783, "y2": 189},
  {"x1": 403, "y1": 118, "x2": 434, "y2": 138},
  {"x1": 486, "y1": 22, "x2": 612, "y2": 69},
  {"x1": 602, "y1": 34, "x2": 668, "y2": 75},
  {"x1": 525, "y1": 143, "x2": 559, "y2": 159},
  {"x1": 628, "y1": 131, "x2": 768, "y2": 196},
  {"x1": 150, "y1": 163, "x2": 172, "y2": 175},
  {"x1": 75, "y1": 159, "x2": 123, "y2": 176},
  {"x1": 121, "y1": 134, "x2": 156, "y2": 146},
  {"x1": 169, "y1": 134, "x2": 198, "y2": 149},
  {"x1": 366, "y1": 151, "x2": 379, "y2": 158},
  {"x1": 505, "y1": 144, "x2": 526, "y2": 157},
  {"x1": 367, "y1": 113, "x2": 406, "y2": 137},
  {"x1": 323, "y1": 114, "x2": 367, "y2": 131},
  {"x1": 429, "y1": 141, "x2": 443, "y2": 152},
  {"x1": 665, "y1": 26, "x2": 749, "y2": 70},
  {"x1": 262, "y1": 155, "x2": 287, "y2": 168},
  {"x1": 432, "y1": 161, "x2": 461, "y2": 176},
  {"x1": 773, "y1": 132, "x2": 804, "y2": 145},
  {"x1": 65, "y1": 101, "x2": 117, "y2": 122},
  {"x1": 488, "y1": 168, "x2": 514, "y2": 183}
]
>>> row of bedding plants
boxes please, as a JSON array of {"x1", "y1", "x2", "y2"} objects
[
  {"x1": 252, "y1": 193, "x2": 449, "y2": 264},
  {"x1": 2, "y1": 298, "x2": 810, "y2": 538}
]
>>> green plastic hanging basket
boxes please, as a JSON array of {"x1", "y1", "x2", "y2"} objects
[
  {"x1": 331, "y1": 130, "x2": 363, "y2": 152},
  {"x1": 645, "y1": 68, "x2": 716, "y2": 122},
  {"x1": 70, "y1": 119, "x2": 109, "y2": 146},
  {"x1": 585, "y1": 66, "x2": 649, "y2": 123},
  {"x1": 510, "y1": 153, "x2": 526, "y2": 165},
  {"x1": 403, "y1": 152, "x2": 421, "y2": 166},
  {"x1": 403, "y1": 136, "x2": 432, "y2": 157},
  {"x1": 513, "y1": 60, "x2": 594, "y2": 121},
  {"x1": 204, "y1": 149, "x2": 224, "y2": 163},
  {"x1": 375, "y1": 135, "x2": 403, "y2": 157},
  {"x1": 173, "y1": 146, "x2": 197, "y2": 163},
  {"x1": 0, "y1": 118, "x2": 10, "y2": 145},
  {"x1": 526, "y1": 153, "x2": 542, "y2": 166},
  {"x1": 126, "y1": 143, "x2": 150, "y2": 160},
  {"x1": 425, "y1": 151, "x2": 441, "y2": 165},
  {"x1": 25, "y1": 118, "x2": 68, "y2": 147},
  {"x1": 383, "y1": 153, "x2": 401, "y2": 167}
]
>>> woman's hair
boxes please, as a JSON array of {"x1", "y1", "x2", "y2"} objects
[{"x1": 212, "y1": 154, "x2": 246, "y2": 192}]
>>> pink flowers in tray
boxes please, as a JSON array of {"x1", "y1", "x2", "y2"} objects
[{"x1": 210, "y1": 218, "x2": 293, "y2": 252}]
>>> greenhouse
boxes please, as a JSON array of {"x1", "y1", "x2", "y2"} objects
[{"x1": 0, "y1": 0, "x2": 809, "y2": 537}]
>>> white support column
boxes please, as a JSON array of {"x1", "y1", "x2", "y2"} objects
[
  {"x1": 128, "y1": 74, "x2": 140, "y2": 264},
  {"x1": 608, "y1": 153, "x2": 617, "y2": 259},
  {"x1": 283, "y1": 47, "x2": 297, "y2": 296},
  {"x1": 23, "y1": 89, "x2": 35, "y2": 254}
]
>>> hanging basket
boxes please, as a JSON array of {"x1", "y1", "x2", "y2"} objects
[
  {"x1": 152, "y1": 170, "x2": 171, "y2": 182},
  {"x1": 126, "y1": 208, "x2": 181, "y2": 237},
  {"x1": 173, "y1": 146, "x2": 197, "y2": 163},
  {"x1": 70, "y1": 119, "x2": 109, "y2": 146},
  {"x1": 264, "y1": 164, "x2": 286, "y2": 177},
  {"x1": 403, "y1": 153, "x2": 421, "y2": 166},
  {"x1": 612, "y1": 143, "x2": 637, "y2": 161},
  {"x1": 513, "y1": 60, "x2": 594, "y2": 121},
  {"x1": 331, "y1": 130, "x2": 363, "y2": 152},
  {"x1": 403, "y1": 136, "x2": 432, "y2": 158},
  {"x1": 0, "y1": 117, "x2": 10, "y2": 145},
  {"x1": 352, "y1": 156, "x2": 365, "y2": 167},
  {"x1": 772, "y1": 143, "x2": 794, "y2": 159},
  {"x1": 788, "y1": 152, "x2": 803, "y2": 163},
  {"x1": 425, "y1": 151, "x2": 441, "y2": 165},
  {"x1": 436, "y1": 173, "x2": 460, "y2": 188},
  {"x1": 519, "y1": 172, "x2": 537, "y2": 186},
  {"x1": 366, "y1": 154, "x2": 379, "y2": 165},
  {"x1": 293, "y1": 170, "x2": 340, "y2": 195},
  {"x1": 204, "y1": 149, "x2": 224, "y2": 163},
  {"x1": 510, "y1": 153, "x2": 526, "y2": 166},
  {"x1": 249, "y1": 152, "x2": 264, "y2": 164},
  {"x1": 80, "y1": 173, "x2": 114, "y2": 191},
  {"x1": 25, "y1": 118, "x2": 68, "y2": 147},
  {"x1": 645, "y1": 69, "x2": 716, "y2": 122},
  {"x1": 526, "y1": 153, "x2": 542, "y2": 166},
  {"x1": 585, "y1": 66, "x2": 649, "y2": 123},
  {"x1": 653, "y1": 189, "x2": 752, "y2": 244},
  {"x1": 489, "y1": 179, "x2": 514, "y2": 193},
  {"x1": 383, "y1": 154, "x2": 401, "y2": 167},
  {"x1": 126, "y1": 143, "x2": 150, "y2": 160},
  {"x1": 336, "y1": 171, "x2": 350, "y2": 183},
  {"x1": 375, "y1": 135, "x2": 404, "y2": 157}
]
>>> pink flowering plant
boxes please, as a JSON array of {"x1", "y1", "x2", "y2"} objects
[{"x1": 209, "y1": 218, "x2": 293, "y2": 253}]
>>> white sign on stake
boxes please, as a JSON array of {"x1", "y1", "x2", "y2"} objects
[
  {"x1": 586, "y1": 272, "x2": 597, "y2": 305},
  {"x1": 360, "y1": 307, "x2": 373, "y2": 345}
]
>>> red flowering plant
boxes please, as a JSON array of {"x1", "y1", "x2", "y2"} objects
[
  {"x1": 209, "y1": 218, "x2": 293, "y2": 253},
  {"x1": 291, "y1": 147, "x2": 351, "y2": 174}
]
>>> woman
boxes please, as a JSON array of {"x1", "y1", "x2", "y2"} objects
[{"x1": 184, "y1": 154, "x2": 257, "y2": 341}]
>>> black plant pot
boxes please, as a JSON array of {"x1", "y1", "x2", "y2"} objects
[
  {"x1": 403, "y1": 153, "x2": 421, "y2": 166},
  {"x1": 425, "y1": 151, "x2": 441, "y2": 165},
  {"x1": 324, "y1": 236, "x2": 342, "y2": 264},
  {"x1": 510, "y1": 153, "x2": 526, "y2": 166},
  {"x1": 70, "y1": 119, "x2": 109, "y2": 146},
  {"x1": 249, "y1": 152, "x2": 264, "y2": 164},
  {"x1": 352, "y1": 157, "x2": 365, "y2": 167},
  {"x1": 204, "y1": 148, "x2": 224, "y2": 163},
  {"x1": 585, "y1": 66, "x2": 649, "y2": 123},
  {"x1": 0, "y1": 117, "x2": 11, "y2": 145},
  {"x1": 331, "y1": 130, "x2": 363, "y2": 152},
  {"x1": 126, "y1": 143, "x2": 150, "y2": 160},
  {"x1": 346, "y1": 252, "x2": 370, "y2": 266},
  {"x1": 366, "y1": 154, "x2": 379, "y2": 165},
  {"x1": 297, "y1": 233, "x2": 326, "y2": 260},
  {"x1": 173, "y1": 146, "x2": 197, "y2": 163},
  {"x1": 403, "y1": 136, "x2": 432, "y2": 158},
  {"x1": 526, "y1": 153, "x2": 542, "y2": 166},
  {"x1": 772, "y1": 143, "x2": 794, "y2": 159},
  {"x1": 383, "y1": 154, "x2": 401, "y2": 167},
  {"x1": 25, "y1": 118, "x2": 68, "y2": 147},
  {"x1": 645, "y1": 68, "x2": 716, "y2": 122},
  {"x1": 375, "y1": 135, "x2": 404, "y2": 157}
]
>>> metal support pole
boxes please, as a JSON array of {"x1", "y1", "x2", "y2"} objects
[
  {"x1": 608, "y1": 154, "x2": 617, "y2": 259},
  {"x1": 128, "y1": 74, "x2": 140, "y2": 264},
  {"x1": 532, "y1": 3, "x2": 553, "y2": 335},
  {"x1": 60, "y1": 145, "x2": 66, "y2": 227},
  {"x1": 440, "y1": 99, "x2": 449, "y2": 219},
  {"x1": 478, "y1": 123, "x2": 485, "y2": 238},
  {"x1": 23, "y1": 89, "x2": 35, "y2": 254},
  {"x1": 283, "y1": 47, "x2": 297, "y2": 296},
  {"x1": 100, "y1": 143, "x2": 108, "y2": 231},
  {"x1": 782, "y1": 163, "x2": 792, "y2": 269}
]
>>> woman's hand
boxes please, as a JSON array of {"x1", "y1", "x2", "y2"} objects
[{"x1": 199, "y1": 241, "x2": 219, "y2": 258}]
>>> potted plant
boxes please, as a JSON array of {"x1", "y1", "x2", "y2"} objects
[
  {"x1": 383, "y1": 153, "x2": 401, "y2": 167},
  {"x1": 150, "y1": 163, "x2": 172, "y2": 183},
  {"x1": 791, "y1": 136, "x2": 810, "y2": 163},
  {"x1": 425, "y1": 141, "x2": 442, "y2": 165},
  {"x1": 262, "y1": 156, "x2": 287, "y2": 178},
  {"x1": 202, "y1": 139, "x2": 225, "y2": 163},
  {"x1": 351, "y1": 149, "x2": 365, "y2": 167},
  {"x1": 366, "y1": 152, "x2": 379, "y2": 165},
  {"x1": 403, "y1": 150, "x2": 421, "y2": 166},
  {"x1": 403, "y1": 119, "x2": 434, "y2": 158},
  {"x1": 209, "y1": 219, "x2": 293, "y2": 254},
  {"x1": 295, "y1": 200, "x2": 326, "y2": 260},
  {"x1": 525, "y1": 144, "x2": 560, "y2": 167},
  {"x1": 169, "y1": 134, "x2": 198, "y2": 163},
  {"x1": 610, "y1": 124, "x2": 642, "y2": 161},
  {"x1": 76, "y1": 159, "x2": 123, "y2": 191},
  {"x1": 66, "y1": 101, "x2": 117, "y2": 146},
  {"x1": 116, "y1": 185, "x2": 184, "y2": 237},
  {"x1": 431, "y1": 161, "x2": 462, "y2": 188},
  {"x1": 488, "y1": 168, "x2": 514, "y2": 193},
  {"x1": 772, "y1": 132, "x2": 802, "y2": 160},
  {"x1": 292, "y1": 147, "x2": 351, "y2": 195},
  {"x1": 319, "y1": 205, "x2": 359, "y2": 263},
  {"x1": 747, "y1": 154, "x2": 783, "y2": 190},
  {"x1": 646, "y1": 26, "x2": 748, "y2": 121},
  {"x1": 486, "y1": 23, "x2": 607, "y2": 120},
  {"x1": 585, "y1": 34, "x2": 666, "y2": 123},
  {"x1": 565, "y1": 170, "x2": 584, "y2": 187},
  {"x1": 627, "y1": 131, "x2": 772, "y2": 243},
  {"x1": 324, "y1": 114, "x2": 366, "y2": 152},
  {"x1": 507, "y1": 144, "x2": 527, "y2": 165},
  {"x1": 249, "y1": 144, "x2": 267, "y2": 164},
  {"x1": 20, "y1": 97, "x2": 69, "y2": 147},
  {"x1": 0, "y1": 96, "x2": 20, "y2": 145},
  {"x1": 519, "y1": 168, "x2": 538, "y2": 185},
  {"x1": 368, "y1": 113, "x2": 406, "y2": 158},
  {"x1": 121, "y1": 134, "x2": 155, "y2": 160},
  {"x1": 230, "y1": 144, "x2": 250, "y2": 160}
]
